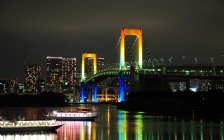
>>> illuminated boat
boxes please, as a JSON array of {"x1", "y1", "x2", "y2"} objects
[
  {"x1": 45, "y1": 107, "x2": 98, "y2": 121},
  {"x1": 0, "y1": 120, "x2": 64, "y2": 132}
]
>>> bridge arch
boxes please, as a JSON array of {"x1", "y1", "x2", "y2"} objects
[
  {"x1": 81, "y1": 53, "x2": 97, "y2": 81},
  {"x1": 120, "y1": 28, "x2": 143, "y2": 70}
]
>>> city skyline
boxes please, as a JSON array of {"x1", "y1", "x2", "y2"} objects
[{"x1": 1, "y1": 0, "x2": 224, "y2": 80}]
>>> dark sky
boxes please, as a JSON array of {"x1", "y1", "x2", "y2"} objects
[{"x1": 1, "y1": 0, "x2": 224, "y2": 81}]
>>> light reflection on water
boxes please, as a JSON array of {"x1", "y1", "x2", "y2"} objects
[
  {"x1": 0, "y1": 132, "x2": 58, "y2": 140},
  {"x1": 1, "y1": 105, "x2": 224, "y2": 140},
  {"x1": 57, "y1": 121, "x2": 95, "y2": 140},
  {"x1": 117, "y1": 111, "x2": 224, "y2": 140}
]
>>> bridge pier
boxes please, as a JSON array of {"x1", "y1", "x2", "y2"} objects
[
  {"x1": 118, "y1": 71, "x2": 130, "y2": 102},
  {"x1": 80, "y1": 84, "x2": 97, "y2": 103},
  {"x1": 118, "y1": 78, "x2": 125, "y2": 102},
  {"x1": 104, "y1": 88, "x2": 108, "y2": 101},
  {"x1": 93, "y1": 85, "x2": 97, "y2": 102}
]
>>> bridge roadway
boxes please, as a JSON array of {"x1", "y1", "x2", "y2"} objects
[
  {"x1": 80, "y1": 65, "x2": 224, "y2": 102},
  {"x1": 82, "y1": 65, "x2": 224, "y2": 85}
]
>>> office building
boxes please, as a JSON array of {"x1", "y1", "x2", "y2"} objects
[
  {"x1": 24, "y1": 64, "x2": 42, "y2": 93},
  {"x1": 85, "y1": 57, "x2": 104, "y2": 75},
  {"x1": 46, "y1": 57, "x2": 63, "y2": 91},
  {"x1": 9, "y1": 78, "x2": 19, "y2": 93},
  {"x1": 46, "y1": 56, "x2": 76, "y2": 92},
  {"x1": 62, "y1": 58, "x2": 76, "y2": 86}
]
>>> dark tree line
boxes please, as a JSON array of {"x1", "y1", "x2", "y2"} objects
[
  {"x1": 118, "y1": 90, "x2": 224, "y2": 114},
  {"x1": 0, "y1": 92, "x2": 67, "y2": 107}
]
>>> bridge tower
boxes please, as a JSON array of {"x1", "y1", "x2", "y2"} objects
[
  {"x1": 81, "y1": 53, "x2": 97, "y2": 81},
  {"x1": 120, "y1": 28, "x2": 143, "y2": 70},
  {"x1": 118, "y1": 28, "x2": 142, "y2": 102},
  {"x1": 81, "y1": 53, "x2": 97, "y2": 103}
]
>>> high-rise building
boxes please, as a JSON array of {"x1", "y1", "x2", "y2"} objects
[
  {"x1": 97, "y1": 57, "x2": 105, "y2": 71},
  {"x1": 18, "y1": 82, "x2": 25, "y2": 93},
  {"x1": 85, "y1": 58, "x2": 93, "y2": 75},
  {"x1": 46, "y1": 56, "x2": 76, "y2": 92},
  {"x1": 85, "y1": 57, "x2": 104, "y2": 75},
  {"x1": 24, "y1": 64, "x2": 42, "y2": 93},
  {"x1": 46, "y1": 57, "x2": 63, "y2": 91},
  {"x1": 62, "y1": 58, "x2": 76, "y2": 88},
  {"x1": 9, "y1": 78, "x2": 19, "y2": 93},
  {"x1": 37, "y1": 79, "x2": 45, "y2": 93}
]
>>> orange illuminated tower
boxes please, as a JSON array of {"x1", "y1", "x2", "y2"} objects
[
  {"x1": 120, "y1": 28, "x2": 143, "y2": 70},
  {"x1": 81, "y1": 53, "x2": 97, "y2": 81},
  {"x1": 85, "y1": 57, "x2": 104, "y2": 75}
]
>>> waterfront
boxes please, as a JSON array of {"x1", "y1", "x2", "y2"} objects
[{"x1": 0, "y1": 104, "x2": 224, "y2": 140}]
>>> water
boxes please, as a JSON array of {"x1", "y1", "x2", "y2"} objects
[{"x1": 0, "y1": 104, "x2": 224, "y2": 140}]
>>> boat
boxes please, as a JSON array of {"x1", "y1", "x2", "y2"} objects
[
  {"x1": 45, "y1": 107, "x2": 98, "y2": 121},
  {"x1": 0, "y1": 119, "x2": 64, "y2": 132}
]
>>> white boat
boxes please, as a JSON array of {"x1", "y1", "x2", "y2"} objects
[
  {"x1": 0, "y1": 120, "x2": 64, "y2": 132},
  {"x1": 45, "y1": 107, "x2": 98, "y2": 121}
]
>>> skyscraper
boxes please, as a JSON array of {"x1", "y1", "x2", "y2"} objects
[
  {"x1": 46, "y1": 57, "x2": 63, "y2": 91},
  {"x1": 46, "y1": 56, "x2": 76, "y2": 92},
  {"x1": 24, "y1": 64, "x2": 42, "y2": 93},
  {"x1": 85, "y1": 57, "x2": 104, "y2": 75},
  {"x1": 97, "y1": 57, "x2": 105, "y2": 71},
  {"x1": 62, "y1": 58, "x2": 77, "y2": 90}
]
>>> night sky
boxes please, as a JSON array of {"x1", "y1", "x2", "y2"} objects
[{"x1": 1, "y1": 0, "x2": 224, "y2": 81}]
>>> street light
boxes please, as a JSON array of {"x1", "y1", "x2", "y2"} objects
[
  {"x1": 211, "y1": 57, "x2": 214, "y2": 65},
  {"x1": 148, "y1": 58, "x2": 152, "y2": 66},
  {"x1": 221, "y1": 55, "x2": 223, "y2": 65},
  {"x1": 134, "y1": 61, "x2": 138, "y2": 68},
  {"x1": 169, "y1": 57, "x2": 172, "y2": 66},
  {"x1": 160, "y1": 58, "x2": 165, "y2": 65},
  {"x1": 182, "y1": 56, "x2": 185, "y2": 65},
  {"x1": 153, "y1": 58, "x2": 159, "y2": 66},
  {"x1": 143, "y1": 60, "x2": 147, "y2": 68},
  {"x1": 195, "y1": 58, "x2": 197, "y2": 65}
]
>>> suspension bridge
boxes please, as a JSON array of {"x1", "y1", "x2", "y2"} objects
[{"x1": 79, "y1": 28, "x2": 224, "y2": 103}]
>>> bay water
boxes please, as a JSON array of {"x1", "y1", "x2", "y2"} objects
[{"x1": 0, "y1": 104, "x2": 223, "y2": 140}]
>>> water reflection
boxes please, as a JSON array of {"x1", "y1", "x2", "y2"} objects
[
  {"x1": 118, "y1": 111, "x2": 144, "y2": 140},
  {"x1": 0, "y1": 132, "x2": 58, "y2": 140},
  {"x1": 57, "y1": 121, "x2": 96, "y2": 140},
  {"x1": 1, "y1": 105, "x2": 224, "y2": 140},
  {"x1": 117, "y1": 110, "x2": 224, "y2": 140}
]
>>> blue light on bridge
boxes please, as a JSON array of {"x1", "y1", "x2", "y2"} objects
[
  {"x1": 118, "y1": 76, "x2": 125, "y2": 102},
  {"x1": 81, "y1": 87, "x2": 84, "y2": 103},
  {"x1": 94, "y1": 86, "x2": 97, "y2": 103},
  {"x1": 81, "y1": 84, "x2": 97, "y2": 103}
]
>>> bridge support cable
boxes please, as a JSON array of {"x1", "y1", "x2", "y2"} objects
[
  {"x1": 106, "y1": 37, "x2": 121, "y2": 66},
  {"x1": 142, "y1": 37, "x2": 151, "y2": 59},
  {"x1": 143, "y1": 38, "x2": 152, "y2": 67}
]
